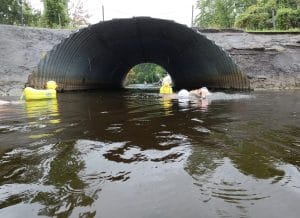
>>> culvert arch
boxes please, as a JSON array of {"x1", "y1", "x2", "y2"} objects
[{"x1": 28, "y1": 17, "x2": 250, "y2": 91}]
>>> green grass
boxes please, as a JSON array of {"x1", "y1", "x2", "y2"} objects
[{"x1": 246, "y1": 28, "x2": 300, "y2": 33}]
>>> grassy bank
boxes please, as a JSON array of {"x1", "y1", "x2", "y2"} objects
[{"x1": 246, "y1": 28, "x2": 300, "y2": 34}]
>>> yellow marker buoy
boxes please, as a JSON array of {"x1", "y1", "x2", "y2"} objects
[
  {"x1": 21, "y1": 81, "x2": 57, "y2": 101},
  {"x1": 46, "y1": 81, "x2": 57, "y2": 90},
  {"x1": 159, "y1": 82, "x2": 173, "y2": 94}
]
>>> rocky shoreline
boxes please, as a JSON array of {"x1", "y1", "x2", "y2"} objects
[{"x1": 0, "y1": 24, "x2": 299, "y2": 96}]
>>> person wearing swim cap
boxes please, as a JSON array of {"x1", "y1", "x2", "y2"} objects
[
  {"x1": 178, "y1": 87, "x2": 210, "y2": 99},
  {"x1": 190, "y1": 87, "x2": 210, "y2": 99}
]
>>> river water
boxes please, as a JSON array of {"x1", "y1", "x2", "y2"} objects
[{"x1": 0, "y1": 88, "x2": 299, "y2": 218}]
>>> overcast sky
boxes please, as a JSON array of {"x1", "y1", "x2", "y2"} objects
[{"x1": 29, "y1": 0, "x2": 198, "y2": 26}]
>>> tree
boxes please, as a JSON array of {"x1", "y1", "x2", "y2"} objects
[
  {"x1": 276, "y1": 0, "x2": 299, "y2": 8},
  {"x1": 195, "y1": 0, "x2": 253, "y2": 28},
  {"x1": 195, "y1": 0, "x2": 299, "y2": 30},
  {"x1": 276, "y1": 7, "x2": 300, "y2": 29},
  {"x1": 235, "y1": 4, "x2": 272, "y2": 29},
  {"x1": 43, "y1": 0, "x2": 69, "y2": 28},
  {"x1": 134, "y1": 63, "x2": 166, "y2": 84},
  {"x1": 69, "y1": 0, "x2": 90, "y2": 27},
  {"x1": 234, "y1": 0, "x2": 258, "y2": 14},
  {"x1": 0, "y1": 0, "x2": 20, "y2": 24},
  {"x1": 235, "y1": 0, "x2": 300, "y2": 29},
  {"x1": 0, "y1": 0, "x2": 40, "y2": 26},
  {"x1": 23, "y1": 2, "x2": 42, "y2": 26},
  {"x1": 124, "y1": 63, "x2": 167, "y2": 85},
  {"x1": 214, "y1": 0, "x2": 237, "y2": 28}
]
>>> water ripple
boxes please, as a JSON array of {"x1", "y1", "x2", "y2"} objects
[{"x1": 192, "y1": 158, "x2": 271, "y2": 204}]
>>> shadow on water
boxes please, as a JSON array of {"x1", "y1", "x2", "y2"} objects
[{"x1": 0, "y1": 89, "x2": 299, "y2": 217}]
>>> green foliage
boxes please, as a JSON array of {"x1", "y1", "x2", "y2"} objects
[
  {"x1": 235, "y1": 0, "x2": 300, "y2": 30},
  {"x1": 124, "y1": 63, "x2": 167, "y2": 85},
  {"x1": 195, "y1": 0, "x2": 258, "y2": 28},
  {"x1": 0, "y1": 0, "x2": 85, "y2": 29},
  {"x1": 43, "y1": 0, "x2": 70, "y2": 28},
  {"x1": 195, "y1": 0, "x2": 236, "y2": 28},
  {"x1": 276, "y1": 0, "x2": 299, "y2": 8},
  {"x1": 0, "y1": 0, "x2": 41, "y2": 26},
  {"x1": 235, "y1": 4, "x2": 273, "y2": 29},
  {"x1": 196, "y1": 0, "x2": 300, "y2": 30},
  {"x1": 246, "y1": 27, "x2": 300, "y2": 32},
  {"x1": 235, "y1": 0, "x2": 258, "y2": 13},
  {"x1": 215, "y1": 0, "x2": 237, "y2": 28},
  {"x1": 0, "y1": 0, "x2": 20, "y2": 25},
  {"x1": 24, "y1": 4, "x2": 42, "y2": 27},
  {"x1": 276, "y1": 7, "x2": 300, "y2": 29}
]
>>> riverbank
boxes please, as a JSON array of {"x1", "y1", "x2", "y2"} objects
[{"x1": 0, "y1": 24, "x2": 299, "y2": 96}]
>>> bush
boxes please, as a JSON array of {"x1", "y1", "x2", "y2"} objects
[
  {"x1": 276, "y1": 8, "x2": 300, "y2": 29},
  {"x1": 235, "y1": 5, "x2": 271, "y2": 30},
  {"x1": 124, "y1": 63, "x2": 166, "y2": 85},
  {"x1": 235, "y1": 0, "x2": 300, "y2": 30}
]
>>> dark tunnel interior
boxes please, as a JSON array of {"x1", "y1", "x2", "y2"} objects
[{"x1": 28, "y1": 17, "x2": 250, "y2": 91}]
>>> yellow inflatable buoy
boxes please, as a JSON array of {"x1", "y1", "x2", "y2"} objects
[
  {"x1": 159, "y1": 82, "x2": 173, "y2": 94},
  {"x1": 21, "y1": 81, "x2": 57, "y2": 101},
  {"x1": 46, "y1": 81, "x2": 57, "y2": 90}
]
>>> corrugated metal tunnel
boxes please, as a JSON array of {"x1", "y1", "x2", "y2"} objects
[{"x1": 28, "y1": 17, "x2": 250, "y2": 91}]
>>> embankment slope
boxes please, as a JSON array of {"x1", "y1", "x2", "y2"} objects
[
  {"x1": 0, "y1": 25, "x2": 69, "y2": 96},
  {"x1": 202, "y1": 31, "x2": 300, "y2": 90}
]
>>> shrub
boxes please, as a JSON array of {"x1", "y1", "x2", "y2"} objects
[
  {"x1": 235, "y1": 5, "x2": 271, "y2": 30},
  {"x1": 276, "y1": 8, "x2": 300, "y2": 29}
]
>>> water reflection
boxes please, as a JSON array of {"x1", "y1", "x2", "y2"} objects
[
  {"x1": 160, "y1": 95, "x2": 173, "y2": 116},
  {"x1": 178, "y1": 97, "x2": 211, "y2": 112},
  {"x1": 0, "y1": 99, "x2": 62, "y2": 148},
  {"x1": 31, "y1": 141, "x2": 95, "y2": 217},
  {"x1": 183, "y1": 91, "x2": 300, "y2": 217},
  {"x1": 24, "y1": 99, "x2": 61, "y2": 141},
  {"x1": 0, "y1": 90, "x2": 299, "y2": 217},
  {"x1": 196, "y1": 99, "x2": 209, "y2": 112},
  {"x1": 25, "y1": 99, "x2": 60, "y2": 124}
]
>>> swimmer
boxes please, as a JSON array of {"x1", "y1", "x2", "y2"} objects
[
  {"x1": 190, "y1": 87, "x2": 210, "y2": 99},
  {"x1": 177, "y1": 89, "x2": 190, "y2": 98},
  {"x1": 178, "y1": 87, "x2": 211, "y2": 99}
]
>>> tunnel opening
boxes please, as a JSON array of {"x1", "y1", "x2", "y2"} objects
[
  {"x1": 28, "y1": 17, "x2": 250, "y2": 91},
  {"x1": 123, "y1": 63, "x2": 168, "y2": 87}
]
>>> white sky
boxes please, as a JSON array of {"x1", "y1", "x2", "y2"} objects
[{"x1": 28, "y1": 0, "x2": 198, "y2": 26}]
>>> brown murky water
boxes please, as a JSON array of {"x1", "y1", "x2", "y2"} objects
[{"x1": 0, "y1": 89, "x2": 299, "y2": 218}]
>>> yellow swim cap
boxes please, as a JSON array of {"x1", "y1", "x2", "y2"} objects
[{"x1": 46, "y1": 81, "x2": 57, "y2": 90}]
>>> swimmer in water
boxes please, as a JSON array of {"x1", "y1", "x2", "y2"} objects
[
  {"x1": 190, "y1": 87, "x2": 210, "y2": 99},
  {"x1": 178, "y1": 87, "x2": 210, "y2": 99}
]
